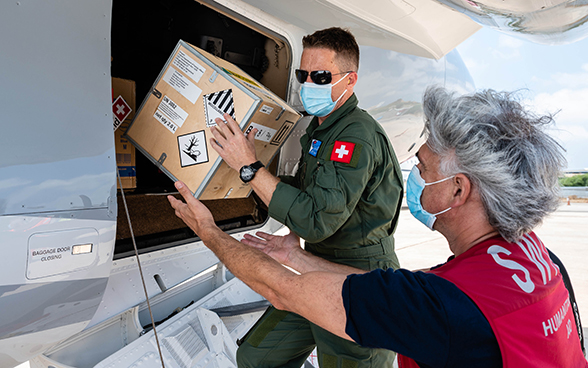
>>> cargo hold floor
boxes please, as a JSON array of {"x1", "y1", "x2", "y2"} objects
[{"x1": 114, "y1": 193, "x2": 264, "y2": 259}]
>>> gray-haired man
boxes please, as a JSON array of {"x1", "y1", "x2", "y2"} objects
[{"x1": 169, "y1": 86, "x2": 587, "y2": 367}]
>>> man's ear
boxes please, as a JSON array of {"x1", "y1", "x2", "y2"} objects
[
  {"x1": 347, "y1": 72, "x2": 358, "y2": 89},
  {"x1": 450, "y1": 173, "x2": 471, "y2": 208}
]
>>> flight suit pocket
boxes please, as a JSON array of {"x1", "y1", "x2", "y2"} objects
[{"x1": 313, "y1": 161, "x2": 346, "y2": 214}]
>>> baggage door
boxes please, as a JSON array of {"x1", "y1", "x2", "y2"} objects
[{"x1": 0, "y1": 0, "x2": 116, "y2": 366}]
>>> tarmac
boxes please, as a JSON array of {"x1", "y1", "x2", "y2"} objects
[{"x1": 394, "y1": 201, "x2": 588, "y2": 352}]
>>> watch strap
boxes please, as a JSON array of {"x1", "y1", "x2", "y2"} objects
[{"x1": 250, "y1": 161, "x2": 264, "y2": 170}]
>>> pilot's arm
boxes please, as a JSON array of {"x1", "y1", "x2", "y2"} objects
[
  {"x1": 167, "y1": 180, "x2": 355, "y2": 341},
  {"x1": 208, "y1": 114, "x2": 380, "y2": 243},
  {"x1": 268, "y1": 133, "x2": 376, "y2": 243}
]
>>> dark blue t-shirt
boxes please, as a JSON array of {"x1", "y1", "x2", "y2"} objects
[{"x1": 342, "y1": 268, "x2": 502, "y2": 367}]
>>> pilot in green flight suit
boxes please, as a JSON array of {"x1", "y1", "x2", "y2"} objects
[
  {"x1": 237, "y1": 93, "x2": 403, "y2": 368},
  {"x1": 270, "y1": 92, "x2": 403, "y2": 272},
  {"x1": 208, "y1": 27, "x2": 403, "y2": 368}
]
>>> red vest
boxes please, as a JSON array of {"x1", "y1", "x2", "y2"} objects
[{"x1": 398, "y1": 232, "x2": 587, "y2": 368}]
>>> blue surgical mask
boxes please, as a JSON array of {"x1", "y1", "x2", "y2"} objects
[
  {"x1": 406, "y1": 165, "x2": 454, "y2": 230},
  {"x1": 300, "y1": 73, "x2": 348, "y2": 117}
]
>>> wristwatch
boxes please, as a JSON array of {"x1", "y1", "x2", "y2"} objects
[{"x1": 239, "y1": 161, "x2": 264, "y2": 183}]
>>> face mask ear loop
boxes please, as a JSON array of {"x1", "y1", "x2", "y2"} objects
[
  {"x1": 424, "y1": 175, "x2": 454, "y2": 217},
  {"x1": 332, "y1": 73, "x2": 349, "y2": 87},
  {"x1": 431, "y1": 207, "x2": 452, "y2": 217},
  {"x1": 424, "y1": 175, "x2": 455, "y2": 186},
  {"x1": 333, "y1": 89, "x2": 347, "y2": 104},
  {"x1": 331, "y1": 73, "x2": 349, "y2": 103}
]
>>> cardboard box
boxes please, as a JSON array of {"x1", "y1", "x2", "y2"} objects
[
  {"x1": 112, "y1": 77, "x2": 137, "y2": 189},
  {"x1": 125, "y1": 40, "x2": 301, "y2": 199}
]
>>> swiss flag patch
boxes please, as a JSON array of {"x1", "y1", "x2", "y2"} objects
[{"x1": 330, "y1": 141, "x2": 355, "y2": 164}]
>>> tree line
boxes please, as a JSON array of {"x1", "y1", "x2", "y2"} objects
[{"x1": 559, "y1": 173, "x2": 588, "y2": 187}]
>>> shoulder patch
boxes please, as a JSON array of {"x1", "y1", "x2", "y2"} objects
[
  {"x1": 328, "y1": 140, "x2": 363, "y2": 167},
  {"x1": 331, "y1": 141, "x2": 355, "y2": 163}
]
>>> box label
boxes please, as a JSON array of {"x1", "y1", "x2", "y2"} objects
[
  {"x1": 203, "y1": 89, "x2": 236, "y2": 127},
  {"x1": 178, "y1": 130, "x2": 209, "y2": 167},
  {"x1": 163, "y1": 67, "x2": 202, "y2": 104},
  {"x1": 260, "y1": 105, "x2": 274, "y2": 115},
  {"x1": 157, "y1": 96, "x2": 189, "y2": 128},
  {"x1": 112, "y1": 95, "x2": 132, "y2": 131},
  {"x1": 245, "y1": 122, "x2": 277, "y2": 143},
  {"x1": 173, "y1": 50, "x2": 206, "y2": 83},
  {"x1": 154, "y1": 110, "x2": 178, "y2": 134}
]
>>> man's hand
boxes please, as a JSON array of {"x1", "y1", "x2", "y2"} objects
[
  {"x1": 241, "y1": 231, "x2": 302, "y2": 266},
  {"x1": 210, "y1": 113, "x2": 258, "y2": 171},
  {"x1": 167, "y1": 181, "x2": 218, "y2": 238}
]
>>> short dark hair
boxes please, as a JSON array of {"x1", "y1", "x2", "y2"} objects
[{"x1": 302, "y1": 27, "x2": 359, "y2": 72}]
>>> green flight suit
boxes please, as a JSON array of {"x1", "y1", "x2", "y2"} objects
[{"x1": 237, "y1": 94, "x2": 404, "y2": 368}]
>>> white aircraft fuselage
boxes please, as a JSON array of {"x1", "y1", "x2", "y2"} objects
[{"x1": 0, "y1": 0, "x2": 586, "y2": 367}]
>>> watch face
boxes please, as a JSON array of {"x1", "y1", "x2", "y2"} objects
[{"x1": 241, "y1": 166, "x2": 254, "y2": 181}]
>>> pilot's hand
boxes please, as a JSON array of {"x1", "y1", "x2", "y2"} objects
[
  {"x1": 241, "y1": 230, "x2": 301, "y2": 266},
  {"x1": 210, "y1": 113, "x2": 258, "y2": 171},
  {"x1": 168, "y1": 181, "x2": 217, "y2": 237}
]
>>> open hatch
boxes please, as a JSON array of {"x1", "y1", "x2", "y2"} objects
[{"x1": 111, "y1": 0, "x2": 293, "y2": 259}]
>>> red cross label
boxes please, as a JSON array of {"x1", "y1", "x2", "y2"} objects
[
  {"x1": 113, "y1": 95, "x2": 132, "y2": 125},
  {"x1": 330, "y1": 141, "x2": 355, "y2": 164}
]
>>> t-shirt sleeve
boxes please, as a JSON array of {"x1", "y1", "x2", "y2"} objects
[
  {"x1": 343, "y1": 269, "x2": 454, "y2": 366},
  {"x1": 343, "y1": 269, "x2": 502, "y2": 367}
]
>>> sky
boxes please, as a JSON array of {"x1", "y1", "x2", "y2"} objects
[{"x1": 455, "y1": 27, "x2": 588, "y2": 170}]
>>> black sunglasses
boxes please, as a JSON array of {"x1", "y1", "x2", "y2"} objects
[{"x1": 295, "y1": 69, "x2": 351, "y2": 85}]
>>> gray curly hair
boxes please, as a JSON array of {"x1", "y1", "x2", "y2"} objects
[{"x1": 423, "y1": 86, "x2": 566, "y2": 242}]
